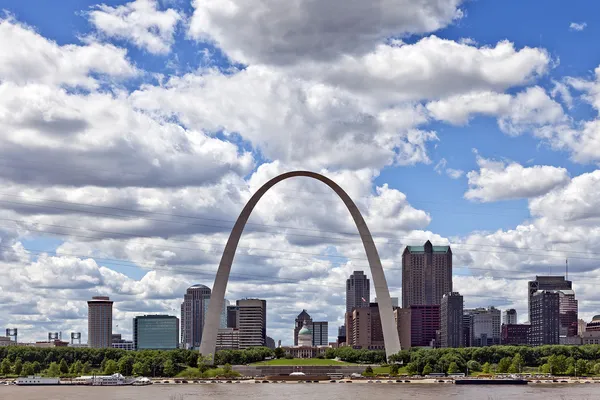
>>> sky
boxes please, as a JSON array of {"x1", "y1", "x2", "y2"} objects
[{"x1": 1, "y1": 0, "x2": 600, "y2": 346}]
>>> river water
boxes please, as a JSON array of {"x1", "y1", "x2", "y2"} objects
[{"x1": 1, "y1": 384, "x2": 597, "y2": 400}]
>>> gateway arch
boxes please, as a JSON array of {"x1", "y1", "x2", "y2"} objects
[{"x1": 199, "y1": 171, "x2": 401, "y2": 361}]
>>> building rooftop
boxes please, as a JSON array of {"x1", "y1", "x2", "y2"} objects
[
  {"x1": 405, "y1": 240, "x2": 450, "y2": 254},
  {"x1": 188, "y1": 284, "x2": 210, "y2": 289}
]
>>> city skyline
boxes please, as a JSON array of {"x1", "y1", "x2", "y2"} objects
[{"x1": 2, "y1": 0, "x2": 600, "y2": 347}]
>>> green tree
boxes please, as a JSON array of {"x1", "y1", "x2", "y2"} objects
[
  {"x1": 104, "y1": 359, "x2": 118, "y2": 375},
  {"x1": 22, "y1": 362, "x2": 35, "y2": 376},
  {"x1": 422, "y1": 364, "x2": 433, "y2": 376},
  {"x1": 132, "y1": 361, "x2": 151, "y2": 377},
  {"x1": 70, "y1": 360, "x2": 83, "y2": 375},
  {"x1": 466, "y1": 360, "x2": 481, "y2": 373},
  {"x1": 497, "y1": 357, "x2": 511, "y2": 373},
  {"x1": 363, "y1": 366, "x2": 374, "y2": 376},
  {"x1": 81, "y1": 362, "x2": 91, "y2": 374},
  {"x1": 406, "y1": 362, "x2": 418, "y2": 375},
  {"x1": 13, "y1": 358, "x2": 23, "y2": 376},
  {"x1": 46, "y1": 362, "x2": 60, "y2": 377},
  {"x1": 1, "y1": 358, "x2": 11, "y2": 375},
  {"x1": 510, "y1": 353, "x2": 524, "y2": 374},
  {"x1": 223, "y1": 363, "x2": 234, "y2": 378},
  {"x1": 118, "y1": 356, "x2": 134, "y2": 376},
  {"x1": 274, "y1": 348, "x2": 285, "y2": 359},
  {"x1": 163, "y1": 359, "x2": 176, "y2": 377},
  {"x1": 447, "y1": 362, "x2": 460, "y2": 374},
  {"x1": 390, "y1": 364, "x2": 399, "y2": 375},
  {"x1": 59, "y1": 359, "x2": 69, "y2": 374},
  {"x1": 481, "y1": 362, "x2": 491, "y2": 374}
]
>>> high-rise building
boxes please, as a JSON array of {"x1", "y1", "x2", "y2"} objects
[
  {"x1": 462, "y1": 314, "x2": 473, "y2": 347},
  {"x1": 337, "y1": 325, "x2": 346, "y2": 345},
  {"x1": 465, "y1": 307, "x2": 501, "y2": 347},
  {"x1": 266, "y1": 336, "x2": 276, "y2": 349},
  {"x1": 394, "y1": 307, "x2": 412, "y2": 349},
  {"x1": 502, "y1": 309, "x2": 518, "y2": 325},
  {"x1": 530, "y1": 290, "x2": 560, "y2": 345},
  {"x1": 501, "y1": 324, "x2": 530, "y2": 345},
  {"x1": 402, "y1": 241, "x2": 452, "y2": 308},
  {"x1": 180, "y1": 284, "x2": 212, "y2": 349},
  {"x1": 216, "y1": 328, "x2": 239, "y2": 350},
  {"x1": 312, "y1": 321, "x2": 328, "y2": 346},
  {"x1": 440, "y1": 292, "x2": 463, "y2": 348},
  {"x1": 203, "y1": 298, "x2": 228, "y2": 331},
  {"x1": 346, "y1": 303, "x2": 384, "y2": 350},
  {"x1": 133, "y1": 315, "x2": 179, "y2": 350},
  {"x1": 528, "y1": 276, "x2": 577, "y2": 338},
  {"x1": 236, "y1": 299, "x2": 266, "y2": 348},
  {"x1": 409, "y1": 305, "x2": 440, "y2": 347},
  {"x1": 346, "y1": 271, "x2": 370, "y2": 313},
  {"x1": 87, "y1": 296, "x2": 113, "y2": 348},
  {"x1": 294, "y1": 310, "x2": 313, "y2": 346}
]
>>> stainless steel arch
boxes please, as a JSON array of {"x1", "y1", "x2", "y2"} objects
[{"x1": 198, "y1": 171, "x2": 401, "y2": 361}]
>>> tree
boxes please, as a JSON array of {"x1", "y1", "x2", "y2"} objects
[
  {"x1": 132, "y1": 361, "x2": 151, "y2": 377},
  {"x1": 223, "y1": 363, "x2": 234, "y2": 378},
  {"x1": 390, "y1": 364, "x2": 399, "y2": 375},
  {"x1": 1, "y1": 358, "x2": 11, "y2": 375},
  {"x1": 274, "y1": 348, "x2": 285, "y2": 359},
  {"x1": 59, "y1": 359, "x2": 69, "y2": 374},
  {"x1": 511, "y1": 353, "x2": 524, "y2": 374},
  {"x1": 482, "y1": 362, "x2": 491, "y2": 374},
  {"x1": 163, "y1": 359, "x2": 176, "y2": 377},
  {"x1": 466, "y1": 360, "x2": 481, "y2": 373},
  {"x1": 118, "y1": 357, "x2": 134, "y2": 376},
  {"x1": 22, "y1": 362, "x2": 35, "y2": 376},
  {"x1": 422, "y1": 364, "x2": 433, "y2": 376},
  {"x1": 447, "y1": 362, "x2": 460, "y2": 374},
  {"x1": 46, "y1": 362, "x2": 60, "y2": 377},
  {"x1": 406, "y1": 363, "x2": 418, "y2": 376},
  {"x1": 363, "y1": 366, "x2": 374, "y2": 376},
  {"x1": 81, "y1": 362, "x2": 91, "y2": 374},
  {"x1": 198, "y1": 355, "x2": 211, "y2": 374},
  {"x1": 104, "y1": 359, "x2": 118, "y2": 375},
  {"x1": 13, "y1": 358, "x2": 23, "y2": 376},
  {"x1": 70, "y1": 360, "x2": 83, "y2": 375},
  {"x1": 497, "y1": 357, "x2": 511, "y2": 373}
]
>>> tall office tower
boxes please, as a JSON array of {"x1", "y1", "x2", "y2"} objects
[
  {"x1": 345, "y1": 303, "x2": 384, "y2": 350},
  {"x1": 133, "y1": 315, "x2": 179, "y2": 350},
  {"x1": 528, "y1": 276, "x2": 577, "y2": 337},
  {"x1": 227, "y1": 305, "x2": 239, "y2": 328},
  {"x1": 346, "y1": 271, "x2": 370, "y2": 313},
  {"x1": 236, "y1": 299, "x2": 267, "y2": 348},
  {"x1": 502, "y1": 309, "x2": 518, "y2": 325},
  {"x1": 464, "y1": 307, "x2": 501, "y2": 347},
  {"x1": 462, "y1": 314, "x2": 473, "y2": 347},
  {"x1": 180, "y1": 284, "x2": 211, "y2": 349},
  {"x1": 294, "y1": 310, "x2": 313, "y2": 346},
  {"x1": 440, "y1": 292, "x2": 464, "y2": 348},
  {"x1": 530, "y1": 290, "x2": 560, "y2": 345},
  {"x1": 402, "y1": 240, "x2": 452, "y2": 307},
  {"x1": 87, "y1": 296, "x2": 113, "y2": 348},
  {"x1": 203, "y1": 298, "x2": 228, "y2": 329},
  {"x1": 312, "y1": 321, "x2": 329, "y2": 346}
]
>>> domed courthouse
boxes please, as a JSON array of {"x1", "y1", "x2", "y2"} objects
[{"x1": 282, "y1": 312, "x2": 330, "y2": 359}]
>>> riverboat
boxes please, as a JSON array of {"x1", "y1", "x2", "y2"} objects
[
  {"x1": 14, "y1": 376, "x2": 60, "y2": 386},
  {"x1": 74, "y1": 373, "x2": 134, "y2": 386}
]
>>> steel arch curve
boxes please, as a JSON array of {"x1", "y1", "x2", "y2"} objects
[{"x1": 199, "y1": 171, "x2": 401, "y2": 361}]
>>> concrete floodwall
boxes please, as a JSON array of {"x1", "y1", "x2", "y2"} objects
[{"x1": 232, "y1": 365, "x2": 368, "y2": 377}]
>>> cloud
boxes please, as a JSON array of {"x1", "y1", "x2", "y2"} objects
[
  {"x1": 465, "y1": 155, "x2": 570, "y2": 202},
  {"x1": 88, "y1": 0, "x2": 182, "y2": 54},
  {"x1": 446, "y1": 168, "x2": 464, "y2": 179},
  {"x1": 434, "y1": 158, "x2": 463, "y2": 179},
  {"x1": 189, "y1": 0, "x2": 465, "y2": 64},
  {"x1": 570, "y1": 22, "x2": 587, "y2": 31},
  {"x1": 0, "y1": 18, "x2": 137, "y2": 89}
]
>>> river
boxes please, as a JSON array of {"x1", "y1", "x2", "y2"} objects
[{"x1": 1, "y1": 383, "x2": 597, "y2": 400}]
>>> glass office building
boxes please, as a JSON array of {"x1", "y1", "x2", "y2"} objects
[{"x1": 133, "y1": 315, "x2": 179, "y2": 350}]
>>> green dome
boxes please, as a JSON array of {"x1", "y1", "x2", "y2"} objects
[
  {"x1": 593, "y1": 315, "x2": 600, "y2": 321},
  {"x1": 299, "y1": 326, "x2": 312, "y2": 335}
]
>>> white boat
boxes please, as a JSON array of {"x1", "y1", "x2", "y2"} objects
[
  {"x1": 15, "y1": 376, "x2": 60, "y2": 386},
  {"x1": 74, "y1": 373, "x2": 134, "y2": 386}
]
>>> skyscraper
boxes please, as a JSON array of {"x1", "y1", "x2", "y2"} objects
[
  {"x1": 346, "y1": 271, "x2": 370, "y2": 313},
  {"x1": 312, "y1": 321, "x2": 328, "y2": 346},
  {"x1": 236, "y1": 299, "x2": 266, "y2": 348},
  {"x1": 528, "y1": 276, "x2": 577, "y2": 337},
  {"x1": 502, "y1": 309, "x2": 518, "y2": 325},
  {"x1": 180, "y1": 284, "x2": 211, "y2": 350},
  {"x1": 345, "y1": 303, "x2": 384, "y2": 350},
  {"x1": 402, "y1": 240, "x2": 452, "y2": 307},
  {"x1": 464, "y1": 306, "x2": 501, "y2": 347},
  {"x1": 87, "y1": 296, "x2": 113, "y2": 348},
  {"x1": 440, "y1": 292, "x2": 463, "y2": 348},
  {"x1": 530, "y1": 290, "x2": 560, "y2": 345}
]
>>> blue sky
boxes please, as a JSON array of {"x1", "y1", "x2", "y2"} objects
[{"x1": 1, "y1": 0, "x2": 600, "y2": 344}]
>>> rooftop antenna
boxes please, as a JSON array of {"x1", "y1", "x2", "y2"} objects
[{"x1": 566, "y1": 258, "x2": 569, "y2": 280}]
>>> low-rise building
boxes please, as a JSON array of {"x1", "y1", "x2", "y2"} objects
[
  {"x1": 133, "y1": 315, "x2": 179, "y2": 350},
  {"x1": 501, "y1": 324, "x2": 530, "y2": 345},
  {"x1": 216, "y1": 328, "x2": 240, "y2": 350},
  {"x1": 582, "y1": 331, "x2": 600, "y2": 345},
  {"x1": 35, "y1": 340, "x2": 69, "y2": 348},
  {"x1": 111, "y1": 341, "x2": 134, "y2": 351},
  {"x1": 0, "y1": 336, "x2": 16, "y2": 347}
]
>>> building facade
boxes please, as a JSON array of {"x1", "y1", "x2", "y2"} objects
[
  {"x1": 402, "y1": 241, "x2": 452, "y2": 308},
  {"x1": 294, "y1": 310, "x2": 313, "y2": 346},
  {"x1": 501, "y1": 324, "x2": 530, "y2": 345},
  {"x1": 586, "y1": 315, "x2": 600, "y2": 332},
  {"x1": 578, "y1": 318, "x2": 587, "y2": 336},
  {"x1": 87, "y1": 296, "x2": 113, "y2": 348},
  {"x1": 346, "y1": 271, "x2": 370, "y2": 313},
  {"x1": 409, "y1": 305, "x2": 440, "y2": 347},
  {"x1": 502, "y1": 309, "x2": 518, "y2": 325},
  {"x1": 582, "y1": 331, "x2": 600, "y2": 345},
  {"x1": 227, "y1": 305, "x2": 239, "y2": 329},
  {"x1": 465, "y1": 307, "x2": 501, "y2": 347},
  {"x1": 394, "y1": 307, "x2": 412, "y2": 349},
  {"x1": 236, "y1": 299, "x2": 267, "y2": 348},
  {"x1": 312, "y1": 321, "x2": 328, "y2": 346},
  {"x1": 440, "y1": 292, "x2": 463, "y2": 348},
  {"x1": 346, "y1": 303, "x2": 384, "y2": 350},
  {"x1": 530, "y1": 290, "x2": 560, "y2": 346},
  {"x1": 180, "y1": 284, "x2": 211, "y2": 350},
  {"x1": 133, "y1": 315, "x2": 179, "y2": 350},
  {"x1": 216, "y1": 328, "x2": 240, "y2": 350}
]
